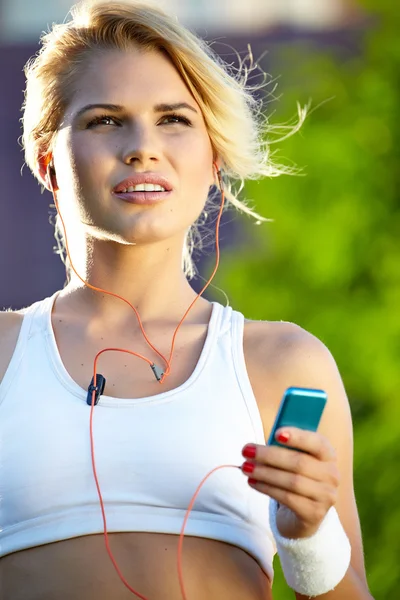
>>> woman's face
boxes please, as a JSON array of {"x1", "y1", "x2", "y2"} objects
[{"x1": 50, "y1": 47, "x2": 215, "y2": 247}]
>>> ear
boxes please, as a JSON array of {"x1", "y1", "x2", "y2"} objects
[{"x1": 37, "y1": 153, "x2": 58, "y2": 192}]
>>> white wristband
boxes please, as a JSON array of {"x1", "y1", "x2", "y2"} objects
[{"x1": 269, "y1": 499, "x2": 351, "y2": 597}]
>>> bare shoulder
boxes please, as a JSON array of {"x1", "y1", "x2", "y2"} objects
[
  {"x1": 243, "y1": 317, "x2": 333, "y2": 363},
  {"x1": 0, "y1": 309, "x2": 25, "y2": 385},
  {"x1": 243, "y1": 317, "x2": 348, "y2": 428},
  {"x1": 243, "y1": 317, "x2": 340, "y2": 392}
]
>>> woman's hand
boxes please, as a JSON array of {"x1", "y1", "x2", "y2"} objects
[{"x1": 241, "y1": 427, "x2": 340, "y2": 539}]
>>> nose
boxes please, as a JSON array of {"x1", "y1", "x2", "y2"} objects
[{"x1": 121, "y1": 121, "x2": 160, "y2": 166}]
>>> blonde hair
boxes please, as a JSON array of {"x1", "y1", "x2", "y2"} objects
[{"x1": 21, "y1": 0, "x2": 306, "y2": 280}]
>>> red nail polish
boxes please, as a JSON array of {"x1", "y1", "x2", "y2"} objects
[
  {"x1": 242, "y1": 461, "x2": 255, "y2": 474},
  {"x1": 248, "y1": 478, "x2": 257, "y2": 485},
  {"x1": 242, "y1": 444, "x2": 257, "y2": 459},
  {"x1": 277, "y1": 432, "x2": 290, "y2": 443}
]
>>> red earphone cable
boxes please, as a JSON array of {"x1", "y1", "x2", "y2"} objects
[{"x1": 49, "y1": 162, "x2": 241, "y2": 599}]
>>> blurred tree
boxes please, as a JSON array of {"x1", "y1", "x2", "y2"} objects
[{"x1": 210, "y1": 2, "x2": 400, "y2": 598}]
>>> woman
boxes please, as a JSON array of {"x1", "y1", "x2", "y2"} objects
[{"x1": 0, "y1": 1, "x2": 373, "y2": 599}]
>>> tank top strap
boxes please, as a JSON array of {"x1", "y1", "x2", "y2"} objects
[
  {"x1": 215, "y1": 301, "x2": 233, "y2": 336},
  {"x1": 0, "y1": 295, "x2": 47, "y2": 405},
  {"x1": 21, "y1": 290, "x2": 60, "y2": 336},
  {"x1": 229, "y1": 308, "x2": 266, "y2": 444}
]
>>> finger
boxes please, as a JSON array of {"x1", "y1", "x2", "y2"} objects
[
  {"x1": 273, "y1": 428, "x2": 336, "y2": 462},
  {"x1": 242, "y1": 462, "x2": 338, "y2": 504},
  {"x1": 246, "y1": 445, "x2": 339, "y2": 487},
  {"x1": 247, "y1": 480, "x2": 326, "y2": 527},
  {"x1": 243, "y1": 443, "x2": 340, "y2": 487}
]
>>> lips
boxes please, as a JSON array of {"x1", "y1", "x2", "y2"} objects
[{"x1": 113, "y1": 173, "x2": 173, "y2": 193}]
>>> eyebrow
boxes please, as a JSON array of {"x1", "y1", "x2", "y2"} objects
[{"x1": 74, "y1": 102, "x2": 198, "y2": 120}]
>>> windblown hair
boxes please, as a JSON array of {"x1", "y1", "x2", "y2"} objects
[{"x1": 21, "y1": 0, "x2": 306, "y2": 280}]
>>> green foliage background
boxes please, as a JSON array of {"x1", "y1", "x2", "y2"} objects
[{"x1": 210, "y1": 2, "x2": 399, "y2": 598}]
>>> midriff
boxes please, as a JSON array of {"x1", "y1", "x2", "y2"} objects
[{"x1": 0, "y1": 532, "x2": 273, "y2": 600}]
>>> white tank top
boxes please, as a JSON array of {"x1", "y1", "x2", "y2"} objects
[{"x1": 0, "y1": 291, "x2": 276, "y2": 581}]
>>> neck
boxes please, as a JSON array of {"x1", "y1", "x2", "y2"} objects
[{"x1": 59, "y1": 235, "x2": 210, "y2": 326}]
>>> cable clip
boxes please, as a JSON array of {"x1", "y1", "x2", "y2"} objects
[
  {"x1": 87, "y1": 374, "x2": 106, "y2": 405},
  {"x1": 150, "y1": 363, "x2": 164, "y2": 382}
]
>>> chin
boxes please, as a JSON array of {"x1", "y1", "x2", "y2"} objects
[
  {"x1": 107, "y1": 211, "x2": 195, "y2": 245},
  {"x1": 104, "y1": 225, "x2": 184, "y2": 247}
]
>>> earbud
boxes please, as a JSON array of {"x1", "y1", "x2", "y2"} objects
[{"x1": 46, "y1": 163, "x2": 58, "y2": 192}]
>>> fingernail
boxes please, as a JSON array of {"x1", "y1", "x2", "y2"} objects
[
  {"x1": 242, "y1": 444, "x2": 257, "y2": 459},
  {"x1": 276, "y1": 431, "x2": 290, "y2": 443},
  {"x1": 242, "y1": 461, "x2": 255, "y2": 474},
  {"x1": 248, "y1": 478, "x2": 257, "y2": 485}
]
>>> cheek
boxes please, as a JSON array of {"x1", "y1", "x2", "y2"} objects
[
  {"x1": 54, "y1": 139, "x2": 99, "y2": 223},
  {"x1": 176, "y1": 134, "x2": 214, "y2": 191},
  {"x1": 68, "y1": 139, "x2": 111, "y2": 213},
  {"x1": 53, "y1": 132, "x2": 91, "y2": 204},
  {"x1": 68, "y1": 136, "x2": 97, "y2": 183}
]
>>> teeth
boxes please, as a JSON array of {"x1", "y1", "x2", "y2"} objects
[{"x1": 120, "y1": 183, "x2": 166, "y2": 193}]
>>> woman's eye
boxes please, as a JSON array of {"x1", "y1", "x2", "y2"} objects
[
  {"x1": 86, "y1": 113, "x2": 191, "y2": 128},
  {"x1": 160, "y1": 114, "x2": 192, "y2": 126},
  {"x1": 86, "y1": 115, "x2": 119, "y2": 128}
]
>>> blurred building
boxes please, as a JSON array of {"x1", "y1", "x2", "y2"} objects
[{"x1": 0, "y1": 0, "x2": 363, "y2": 43}]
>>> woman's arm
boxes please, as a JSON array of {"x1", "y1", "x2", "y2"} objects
[
  {"x1": 291, "y1": 331, "x2": 373, "y2": 599},
  {"x1": 244, "y1": 323, "x2": 374, "y2": 599}
]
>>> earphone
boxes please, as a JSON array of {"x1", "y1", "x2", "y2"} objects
[{"x1": 45, "y1": 157, "x2": 240, "y2": 599}]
